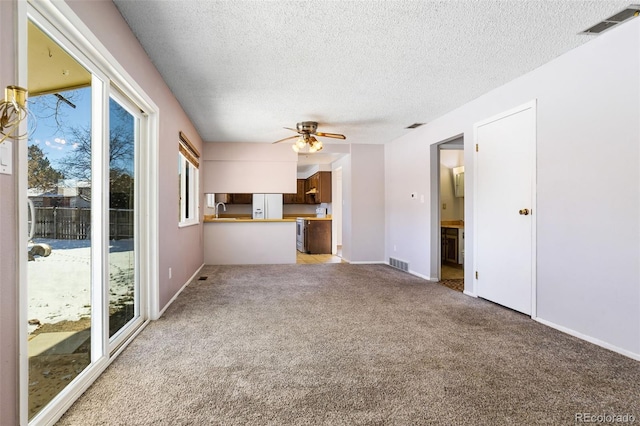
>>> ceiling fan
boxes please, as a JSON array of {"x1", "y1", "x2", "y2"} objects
[{"x1": 272, "y1": 121, "x2": 346, "y2": 153}]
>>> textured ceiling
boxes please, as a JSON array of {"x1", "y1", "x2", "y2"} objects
[{"x1": 113, "y1": 0, "x2": 632, "y2": 146}]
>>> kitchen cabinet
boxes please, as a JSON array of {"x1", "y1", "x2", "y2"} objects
[
  {"x1": 214, "y1": 193, "x2": 253, "y2": 204},
  {"x1": 304, "y1": 219, "x2": 332, "y2": 254},
  {"x1": 231, "y1": 193, "x2": 253, "y2": 204},
  {"x1": 442, "y1": 227, "x2": 464, "y2": 264},
  {"x1": 305, "y1": 171, "x2": 332, "y2": 204},
  {"x1": 284, "y1": 179, "x2": 306, "y2": 204}
]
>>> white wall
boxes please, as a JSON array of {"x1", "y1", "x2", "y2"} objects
[
  {"x1": 385, "y1": 20, "x2": 640, "y2": 357},
  {"x1": 204, "y1": 222, "x2": 296, "y2": 265},
  {"x1": 283, "y1": 204, "x2": 321, "y2": 216},
  {"x1": 333, "y1": 154, "x2": 352, "y2": 261},
  {"x1": 350, "y1": 144, "x2": 386, "y2": 263}
]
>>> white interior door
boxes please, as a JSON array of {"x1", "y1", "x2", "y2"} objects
[{"x1": 475, "y1": 102, "x2": 535, "y2": 315}]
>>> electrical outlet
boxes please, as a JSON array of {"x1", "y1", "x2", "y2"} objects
[
  {"x1": 393, "y1": 245, "x2": 397, "y2": 252},
  {"x1": 442, "y1": 203, "x2": 447, "y2": 210},
  {"x1": 169, "y1": 267, "x2": 172, "y2": 279}
]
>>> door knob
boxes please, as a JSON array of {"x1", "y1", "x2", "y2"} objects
[{"x1": 519, "y1": 208, "x2": 530, "y2": 216}]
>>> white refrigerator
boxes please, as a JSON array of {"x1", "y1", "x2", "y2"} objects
[{"x1": 252, "y1": 194, "x2": 283, "y2": 219}]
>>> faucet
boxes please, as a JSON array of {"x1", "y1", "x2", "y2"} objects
[{"x1": 214, "y1": 202, "x2": 226, "y2": 218}]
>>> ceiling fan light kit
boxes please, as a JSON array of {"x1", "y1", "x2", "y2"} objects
[
  {"x1": 292, "y1": 134, "x2": 323, "y2": 153},
  {"x1": 273, "y1": 121, "x2": 345, "y2": 154}
]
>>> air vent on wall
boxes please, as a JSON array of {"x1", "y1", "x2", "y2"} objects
[
  {"x1": 581, "y1": 5, "x2": 640, "y2": 35},
  {"x1": 405, "y1": 123, "x2": 425, "y2": 129},
  {"x1": 389, "y1": 257, "x2": 409, "y2": 272}
]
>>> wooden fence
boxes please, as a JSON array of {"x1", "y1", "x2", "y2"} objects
[{"x1": 32, "y1": 207, "x2": 134, "y2": 240}]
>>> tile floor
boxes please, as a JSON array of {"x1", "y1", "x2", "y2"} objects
[
  {"x1": 440, "y1": 263, "x2": 464, "y2": 292},
  {"x1": 296, "y1": 246, "x2": 344, "y2": 264},
  {"x1": 441, "y1": 263, "x2": 464, "y2": 279}
]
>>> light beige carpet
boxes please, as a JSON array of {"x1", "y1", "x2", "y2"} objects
[{"x1": 57, "y1": 264, "x2": 639, "y2": 425}]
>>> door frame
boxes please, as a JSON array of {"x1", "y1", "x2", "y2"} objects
[
  {"x1": 473, "y1": 100, "x2": 537, "y2": 318},
  {"x1": 331, "y1": 166, "x2": 343, "y2": 255},
  {"x1": 17, "y1": 2, "x2": 159, "y2": 424},
  {"x1": 107, "y1": 88, "x2": 147, "y2": 355},
  {"x1": 429, "y1": 134, "x2": 464, "y2": 283}
]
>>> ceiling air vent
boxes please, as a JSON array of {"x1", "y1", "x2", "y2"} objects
[
  {"x1": 405, "y1": 123, "x2": 425, "y2": 129},
  {"x1": 581, "y1": 5, "x2": 640, "y2": 35}
]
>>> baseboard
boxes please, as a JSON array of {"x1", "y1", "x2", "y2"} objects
[
  {"x1": 348, "y1": 260, "x2": 386, "y2": 265},
  {"x1": 534, "y1": 317, "x2": 640, "y2": 361},
  {"x1": 156, "y1": 263, "x2": 204, "y2": 319},
  {"x1": 379, "y1": 261, "x2": 437, "y2": 282},
  {"x1": 463, "y1": 290, "x2": 477, "y2": 298},
  {"x1": 408, "y1": 269, "x2": 437, "y2": 281}
]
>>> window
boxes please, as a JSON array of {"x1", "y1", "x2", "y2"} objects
[{"x1": 178, "y1": 131, "x2": 200, "y2": 226}]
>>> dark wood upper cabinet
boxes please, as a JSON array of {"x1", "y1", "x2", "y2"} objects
[
  {"x1": 305, "y1": 171, "x2": 331, "y2": 204},
  {"x1": 214, "y1": 193, "x2": 252, "y2": 204},
  {"x1": 218, "y1": 172, "x2": 331, "y2": 206},
  {"x1": 284, "y1": 179, "x2": 306, "y2": 204},
  {"x1": 230, "y1": 193, "x2": 253, "y2": 204}
]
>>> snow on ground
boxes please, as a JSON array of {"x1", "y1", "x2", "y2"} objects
[{"x1": 28, "y1": 238, "x2": 135, "y2": 334}]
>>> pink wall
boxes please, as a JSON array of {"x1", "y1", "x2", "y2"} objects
[
  {"x1": 0, "y1": 1, "x2": 206, "y2": 420},
  {"x1": 0, "y1": 1, "x2": 19, "y2": 422},
  {"x1": 67, "y1": 1, "x2": 205, "y2": 309},
  {"x1": 202, "y1": 142, "x2": 298, "y2": 194}
]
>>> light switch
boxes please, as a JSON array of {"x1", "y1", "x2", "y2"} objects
[{"x1": 0, "y1": 141, "x2": 12, "y2": 175}]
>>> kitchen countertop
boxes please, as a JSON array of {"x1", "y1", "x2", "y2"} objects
[
  {"x1": 204, "y1": 216, "x2": 296, "y2": 223},
  {"x1": 204, "y1": 214, "x2": 332, "y2": 223},
  {"x1": 441, "y1": 220, "x2": 464, "y2": 229}
]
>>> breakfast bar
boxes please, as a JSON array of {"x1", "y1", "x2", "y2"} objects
[{"x1": 203, "y1": 216, "x2": 297, "y2": 265}]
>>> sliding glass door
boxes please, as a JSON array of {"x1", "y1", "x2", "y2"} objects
[
  {"x1": 26, "y1": 20, "x2": 94, "y2": 420},
  {"x1": 108, "y1": 94, "x2": 143, "y2": 347},
  {"x1": 25, "y1": 12, "x2": 148, "y2": 424}
]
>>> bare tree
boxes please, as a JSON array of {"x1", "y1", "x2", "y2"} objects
[
  {"x1": 57, "y1": 103, "x2": 135, "y2": 208},
  {"x1": 29, "y1": 90, "x2": 81, "y2": 132},
  {"x1": 57, "y1": 123, "x2": 134, "y2": 183}
]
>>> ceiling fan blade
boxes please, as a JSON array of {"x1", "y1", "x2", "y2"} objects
[
  {"x1": 272, "y1": 135, "x2": 299, "y2": 144},
  {"x1": 315, "y1": 131, "x2": 346, "y2": 140},
  {"x1": 283, "y1": 127, "x2": 299, "y2": 133}
]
